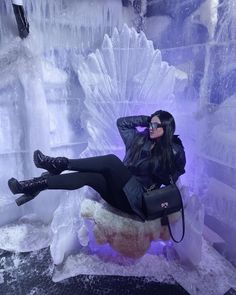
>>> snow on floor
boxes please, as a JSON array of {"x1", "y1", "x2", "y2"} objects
[
  {"x1": 53, "y1": 239, "x2": 236, "y2": 295},
  {"x1": 0, "y1": 217, "x2": 52, "y2": 252},
  {"x1": 0, "y1": 220, "x2": 235, "y2": 295}
]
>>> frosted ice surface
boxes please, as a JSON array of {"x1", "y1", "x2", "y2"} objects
[
  {"x1": 215, "y1": 0, "x2": 236, "y2": 42},
  {"x1": 49, "y1": 25, "x2": 186, "y2": 264},
  {"x1": 0, "y1": 39, "x2": 58, "y2": 224},
  {"x1": 172, "y1": 186, "x2": 204, "y2": 266},
  {"x1": 78, "y1": 24, "x2": 178, "y2": 153},
  {"x1": 52, "y1": 239, "x2": 236, "y2": 295},
  {"x1": 0, "y1": 195, "x2": 21, "y2": 227},
  {"x1": 205, "y1": 94, "x2": 236, "y2": 168},
  {"x1": 80, "y1": 198, "x2": 180, "y2": 258},
  {"x1": 50, "y1": 190, "x2": 88, "y2": 265},
  {"x1": 0, "y1": 216, "x2": 51, "y2": 252},
  {"x1": 204, "y1": 177, "x2": 236, "y2": 228},
  {"x1": 0, "y1": 37, "x2": 51, "y2": 156},
  {"x1": 0, "y1": 20, "x2": 207, "y2": 287},
  {"x1": 41, "y1": 61, "x2": 68, "y2": 84},
  {"x1": 3, "y1": 25, "x2": 198, "y2": 269},
  {"x1": 0, "y1": 36, "x2": 74, "y2": 223},
  {"x1": 78, "y1": 182, "x2": 204, "y2": 265},
  {"x1": 23, "y1": 0, "x2": 129, "y2": 53}
]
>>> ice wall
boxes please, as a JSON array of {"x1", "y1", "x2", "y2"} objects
[
  {"x1": 143, "y1": 0, "x2": 236, "y2": 266},
  {"x1": 0, "y1": 0, "x2": 134, "y2": 224},
  {"x1": 78, "y1": 24, "x2": 176, "y2": 157},
  {"x1": 0, "y1": 0, "x2": 235, "y2": 273},
  {"x1": 0, "y1": 0, "x2": 145, "y2": 263},
  {"x1": 0, "y1": 0, "x2": 135, "y2": 51}
]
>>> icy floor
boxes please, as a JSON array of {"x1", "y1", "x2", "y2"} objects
[
  {"x1": 0, "y1": 221, "x2": 235, "y2": 295},
  {"x1": 52, "y1": 240, "x2": 236, "y2": 295},
  {"x1": 0, "y1": 217, "x2": 52, "y2": 252},
  {"x1": 0, "y1": 247, "x2": 187, "y2": 295}
]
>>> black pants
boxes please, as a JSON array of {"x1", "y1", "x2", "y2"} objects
[{"x1": 47, "y1": 154, "x2": 134, "y2": 214}]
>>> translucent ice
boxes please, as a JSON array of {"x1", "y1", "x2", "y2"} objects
[{"x1": 80, "y1": 198, "x2": 181, "y2": 258}]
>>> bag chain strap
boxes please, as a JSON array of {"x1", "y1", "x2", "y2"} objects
[{"x1": 163, "y1": 174, "x2": 185, "y2": 243}]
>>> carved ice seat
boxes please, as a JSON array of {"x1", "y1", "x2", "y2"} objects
[
  {"x1": 75, "y1": 24, "x2": 185, "y2": 257},
  {"x1": 80, "y1": 198, "x2": 181, "y2": 258}
]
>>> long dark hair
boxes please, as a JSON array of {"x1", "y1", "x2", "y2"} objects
[
  {"x1": 150, "y1": 110, "x2": 176, "y2": 172},
  {"x1": 128, "y1": 110, "x2": 176, "y2": 173}
]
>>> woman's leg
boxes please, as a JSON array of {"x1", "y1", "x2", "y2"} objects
[
  {"x1": 68, "y1": 154, "x2": 132, "y2": 187},
  {"x1": 47, "y1": 171, "x2": 134, "y2": 214},
  {"x1": 10, "y1": 170, "x2": 133, "y2": 212},
  {"x1": 34, "y1": 151, "x2": 132, "y2": 187},
  {"x1": 48, "y1": 172, "x2": 109, "y2": 198},
  {"x1": 33, "y1": 152, "x2": 135, "y2": 212}
]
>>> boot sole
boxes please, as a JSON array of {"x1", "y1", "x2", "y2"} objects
[{"x1": 8, "y1": 178, "x2": 22, "y2": 195}]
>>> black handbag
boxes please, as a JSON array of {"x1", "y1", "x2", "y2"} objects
[{"x1": 143, "y1": 176, "x2": 185, "y2": 243}]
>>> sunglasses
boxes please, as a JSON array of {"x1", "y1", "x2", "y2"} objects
[{"x1": 149, "y1": 122, "x2": 162, "y2": 130}]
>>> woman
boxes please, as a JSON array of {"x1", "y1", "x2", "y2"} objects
[{"x1": 8, "y1": 110, "x2": 186, "y2": 222}]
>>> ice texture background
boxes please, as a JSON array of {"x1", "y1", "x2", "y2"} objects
[{"x1": 0, "y1": 0, "x2": 235, "y2": 294}]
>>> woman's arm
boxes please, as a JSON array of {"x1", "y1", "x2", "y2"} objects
[{"x1": 116, "y1": 115, "x2": 150, "y2": 149}]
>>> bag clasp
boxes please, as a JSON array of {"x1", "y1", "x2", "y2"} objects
[{"x1": 161, "y1": 202, "x2": 169, "y2": 208}]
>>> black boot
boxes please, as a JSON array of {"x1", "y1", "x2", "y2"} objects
[
  {"x1": 12, "y1": 4, "x2": 30, "y2": 39},
  {"x1": 8, "y1": 173, "x2": 48, "y2": 196},
  {"x1": 34, "y1": 150, "x2": 69, "y2": 175},
  {"x1": 15, "y1": 191, "x2": 40, "y2": 206}
]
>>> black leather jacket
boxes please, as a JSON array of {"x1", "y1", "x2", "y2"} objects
[{"x1": 117, "y1": 115, "x2": 186, "y2": 221}]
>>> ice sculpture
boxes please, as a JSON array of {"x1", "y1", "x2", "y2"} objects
[
  {"x1": 172, "y1": 185, "x2": 204, "y2": 265},
  {"x1": 51, "y1": 25, "x2": 203, "y2": 263},
  {"x1": 77, "y1": 23, "x2": 179, "y2": 254},
  {"x1": 0, "y1": 0, "x2": 130, "y2": 53},
  {"x1": 78, "y1": 24, "x2": 176, "y2": 155},
  {"x1": 80, "y1": 198, "x2": 180, "y2": 258},
  {"x1": 50, "y1": 24, "x2": 179, "y2": 264},
  {"x1": 204, "y1": 177, "x2": 236, "y2": 228},
  {"x1": 202, "y1": 94, "x2": 236, "y2": 169},
  {"x1": 215, "y1": 0, "x2": 236, "y2": 42},
  {"x1": 0, "y1": 22, "x2": 203, "y2": 267},
  {"x1": 198, "y1": 94, "x2": 236, "y2": 231},
  {"x1": 0, "y1": 37, "x2": 61, "y2": 224},
  {"x1": 0, "y1": 31, "x2": 81, "y2": 226}
]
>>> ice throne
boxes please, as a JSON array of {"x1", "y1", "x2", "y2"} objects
[{"x1": 51, "y1": 24, "x2": 204, "y2": 265}]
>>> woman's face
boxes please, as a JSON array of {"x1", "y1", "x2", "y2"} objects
[{"x1": 149, "y1": 115, "x2": 164, "y2": 139}]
